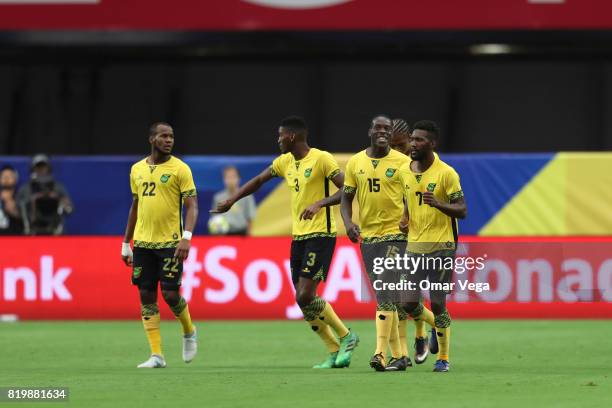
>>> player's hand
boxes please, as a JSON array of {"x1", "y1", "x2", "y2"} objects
[
  {"x1": 121, "y1": 242, "x2": 133, "y2": 266},
  {"x1": 174, "y1": 239, "x2": 191, "y2": 263},
  {"x1": 345, "y1": 222, "x2": 361, "y2": 243},
  {"x1": 210, "y1": 199, "x2": 233, "y2": 214},
  {"x1": 422, "y1": 191, "x2": 439, "y2": 207},
  {"x1": 300, "y1": 203, "x2": 322, "y2": 220},
  {"x1": 399, "y1": 219, "x2": 409, "y2": 234}
]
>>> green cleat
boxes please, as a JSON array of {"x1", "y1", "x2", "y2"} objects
[
  {"x1": 313, "y1": 352, "x2": 339, "y2": 369},
  {"x1": 335, "y1": 329, "x2": 359, "y2": 368}
]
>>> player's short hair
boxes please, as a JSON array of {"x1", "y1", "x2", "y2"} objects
[
  {"x1": 413, "y1": 120, "x2": 440, "y2": 141},
  {"x1": 223, "y1": 165, "x2": 240, "y2": 177},
  {"x1": 370, "y1": 115, "x2": 392, "y2": 129},
  {"x1": 149, "y1": 122, "x2": 172, "y2": 137},
  {"x1": 392, "y1": 119, "x2": 411, "y2": 136},
  {"x1": 280, "y1": 116, "x2": 308, "y2": 138}
]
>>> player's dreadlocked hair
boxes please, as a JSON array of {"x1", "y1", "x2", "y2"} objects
[{"x1": 392, "y1": 118, "x2": 410, "y2": 136}]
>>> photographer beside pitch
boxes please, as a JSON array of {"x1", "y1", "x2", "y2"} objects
[
  {"x1": 398, "y1": 120, "x2": 467, "y2": 373},
  {"x1": 121, "y1": 122, "x2": 199, "y2": 369}
]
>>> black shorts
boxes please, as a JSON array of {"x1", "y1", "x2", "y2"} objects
[
  {"x1": 290, "y1": 237, "x2": 336, "y2": 285},
  {"x1": 361, "y1": 241, "x2": 407, "y2": 304},
  {"x1": 132, "y1": 247, "x2": 183, "y2": 290},
  {"x1": 403, "y1": 249, "x2": 456, "y2": 302}
]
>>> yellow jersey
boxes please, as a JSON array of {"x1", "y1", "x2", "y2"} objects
[
  {"x1": 344, "y1": 148, "x2": 409, "y2": 243},
  {"x1": 399, "y1": 152, "x2": 463, "y2": 253},
  {"x1": 130, "y1": 156, "x2": 197, "y2": 249},
  {"x1": 270, "y1": 148, "x2": 340, "y2": 240}
]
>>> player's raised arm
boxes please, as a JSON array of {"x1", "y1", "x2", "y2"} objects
[
  {"x1": 300, "y1": 171, "x2": 344, "y2": 220},
  {"x1": 210, "y1": 167, "x2": 273, "y2": 214},
  {"x1": 422, "y1": 169, "x2": 467, "y2": 219},
  {"x1": 423, "y1": 194, "x2": 467, "y2": 219}
]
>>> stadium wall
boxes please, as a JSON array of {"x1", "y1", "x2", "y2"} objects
[{"x1": 1, "y1": 236, "x2": 611, "y2": 320}]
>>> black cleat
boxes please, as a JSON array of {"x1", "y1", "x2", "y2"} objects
[
  {"x1": 429, "y1": 327, "x2": 439, "y2": 355},
  {"x1": 369, "y1": 353, "x2": 386, "y2": 372},
  {"x1": 414, "y1": 336, "x2": 430, "y2": 364},
  {"x1": 385, "y1": 356, "x2": 412, "y2": 371}
]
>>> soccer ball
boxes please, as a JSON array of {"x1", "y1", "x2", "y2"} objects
[{"x1": 208, "y1": 215, "x2": 230, "y2": 235}]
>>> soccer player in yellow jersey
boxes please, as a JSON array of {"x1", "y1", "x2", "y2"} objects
[
  {"x1": 389, "y1": 118, "x2": 436, "y2": 366},
  {"x1": 398, "y1": 120, "x2": 467, "y2": 373},
  {"x1": 212, "y1": 116, "x2": 359, "y2": 369},
  {"x1": 121, "y1": 122, "x2": 199, "y2": 369},
  {"x1": 341, "y1": 115, "x2": 416, "y2": 372}
]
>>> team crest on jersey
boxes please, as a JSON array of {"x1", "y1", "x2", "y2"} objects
[
  {"x1": 160, "y1": 174, "x2": 172, "y2": 183},
  {"x1": 304, "y1": 168, "x2": 312, "y2": 178},
  {"x1": 427, "y1": 183, "x2": 437, "y2": 192},
  {"x1": 415, "y1": 175, "x2": 422, "y2": 183},
  {"x1": 385, "y1": 168, "x2": 396, "y2": 178},
  {"x1": 133, "y1": 267, "x2": 142, "y2": 279}
]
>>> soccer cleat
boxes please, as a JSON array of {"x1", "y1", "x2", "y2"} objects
[
  {"x1": 385, "y1": 356, "x2": 412, "y2": 371},
  {"x1": 182, "y1": 327, "x2": 198, "y2": 363},
  {"x1": 137, "y1": 354, "x2": 166, "y2": 368},
  {"x1": 414, "y1": 336, "x2": 430, "y2": 364},
  {"x1": 429, "y1": 327, "x2": 439, "y2": 355},
  {"x1": 335, "y1": 329, "x2": 359, "y2": 368},
  {"x1": 433, "y1": 359, "x2": 449, "y2": 372},
  {"x1": 313, "y1": 352, "x2": 339, "y2": 369},
  {"x1": 369, "y1": 353, "x2": 386, "y2": 372}
]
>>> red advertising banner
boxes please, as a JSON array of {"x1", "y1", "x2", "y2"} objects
[
  {"x1": 0, "y1": 0, "x2": 608, "y2": 30},
  {"x1": 1, "y1": 236, "x2": 611, "y2": 320}
]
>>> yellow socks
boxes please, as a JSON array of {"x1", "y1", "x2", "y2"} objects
[
  {"x1": 434, "y1": 310, "x2": 452, "y2": 361},
  {"x1": 437, "y1": 327, "x2": 451, "y2": 361},
  {"x1": 387, "y1": 310, "x2": 402, "y2": 359},
  {"x1": 375, "y1": 308, "x2": 395, "y2": 355},
  {"x1": 170, "y1": 297, "x2": 195, "y2": 335},
  {"x1": 410, "y1": 302, "x2": 435, "y2": 333},
  {"x1": 141, "y1": 303, "x2": 162, "y2": 356},
  {"x1": 319, "y1": 302, "x2": 349, "y2": 339},
  {"x1": 308, "y1": 319, "x2": 340, "y2": 353},
  {"x1": 398, "y1": 315, "x2": 409, "y2": 357}
]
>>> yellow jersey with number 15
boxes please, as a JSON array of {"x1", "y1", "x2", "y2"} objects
[
  {"x1": 130, "y1": 156, "x2": 197, "y2": 249},
  {"x1": 343, "y1": 148, "x2": 409, "y2": 243},
  {"x1": 270, "y1": 148, "x2": 340, "y2": 240},
  {"x1": 399, "y1": 152, "x2": 463, "y2": 254}
]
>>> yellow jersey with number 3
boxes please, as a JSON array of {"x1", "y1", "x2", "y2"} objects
[
  {"x1": 399, "y1": 152, "x2": 463, "y2": 253},
  {"x1": 130, "y1": 156, "x2": 197, "y2": 249},
  {"x1": 343, "y1": 149, "x2": 409, "y2": 243},
  {"x1": 270, "y1": 148, "x2": 340, "y2": 239}
]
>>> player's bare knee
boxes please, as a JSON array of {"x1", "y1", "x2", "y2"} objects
[
  {"x1": 431, "y1": 301, "x2": 447, "y2": 316},
  {"x1": 139, "y1": 289, "x2": 157, "y2": 305},
  {"x1": 296, "y1": 290, "x2": 315, "y2": 308},
  {"x1": 401, "y1": 302, "x2": 420, "y2": 314},
  {"x1": 161, "y1": 289, "x2": 180, "y2": 307}
]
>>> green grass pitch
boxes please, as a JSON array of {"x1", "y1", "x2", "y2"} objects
[{"x1": 1, "y1": 320, "x2": 610, "y2": 408}]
